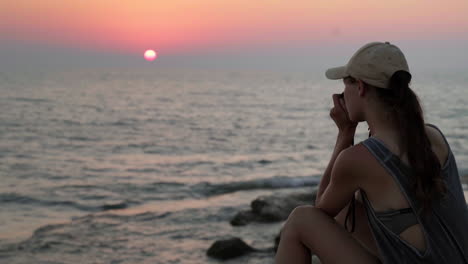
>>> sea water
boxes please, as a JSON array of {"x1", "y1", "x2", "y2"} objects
[{"x1": 0, "y1": 68, "x2": 466, "y2": 263}]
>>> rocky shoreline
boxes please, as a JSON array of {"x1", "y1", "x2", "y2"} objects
[{"x1": 207, "y1": 187, "x2": 319, "y2": 261}]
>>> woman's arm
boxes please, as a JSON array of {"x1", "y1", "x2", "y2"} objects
[
  {"x1": 316, "y1": 93, "x2": 357, "y2": 205},
  {"x1": 316, "y1": 130, "x2": 355, "y2": 205},
  {"x1": 315, "y1": 146, "x2": 361, "y2": 217}
]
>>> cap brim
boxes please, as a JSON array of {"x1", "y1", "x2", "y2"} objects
[{"x1": 325, "y1": 66, "x2": 347, "y2": 80}]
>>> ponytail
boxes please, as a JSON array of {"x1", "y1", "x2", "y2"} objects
[{"x1": 375, "y1": 71, "x2": 447, "y2": 215}]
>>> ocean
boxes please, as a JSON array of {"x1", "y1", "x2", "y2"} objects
[{"x1": 0, "y1": 68, "x2": 467, "y2": 263}]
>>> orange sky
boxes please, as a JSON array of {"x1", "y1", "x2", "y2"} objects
[{"x1": 1, "y1": 0, "x2": 468, "y2": 56}]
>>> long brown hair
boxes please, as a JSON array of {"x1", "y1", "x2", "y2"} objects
[{"x1": 374, "y1": 70, "x2": 447, "y2": 215}]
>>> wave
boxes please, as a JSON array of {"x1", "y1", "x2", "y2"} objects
[
  {"x1": 0, "y1": 210, "x2": 173, "y2": 251},
  {"x1": 193, "y1": 175, "x2": 319, "y2": 196},
  {"x1": 58, "y1": 176, "x2": 316, "y2": 201},
  {"x1": 0, "y1": 193, "x2": 132, "y2": 212},
  {"x1": 8, "y1": 97, "x2": 52, "y2": 103},
  {"x1": 0, "y1": 175, "x2": 318, "y2": 213}
]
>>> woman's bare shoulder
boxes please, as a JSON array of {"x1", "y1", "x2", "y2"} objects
[
  {"x1": 425, "y1": 125, "x2": 447, "y2": 148},
  {"x1": 339, "y1": 143, "x2": 379, "y2": 177},
  {"x1": 343, "y1": 143, "x2": 375, "y2": 163},
  {"x1": 425, "y1": 124, "x2": 449, "y2": 167},
  {"x1": 343, "y1": 143, "x2": 399, "y2": 200}
]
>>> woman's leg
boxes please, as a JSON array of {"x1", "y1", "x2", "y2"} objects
[{"x1": 275, "y1": 205, "x2": 380, "y2": 264}]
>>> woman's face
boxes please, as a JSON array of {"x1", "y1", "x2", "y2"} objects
[{"x1": 342, "y1": 77, "x2": 362, "y2": 122}]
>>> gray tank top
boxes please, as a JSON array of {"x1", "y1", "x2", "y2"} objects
[{"x1": 360, "y1": 124, "x2": 468, "y2": 263}]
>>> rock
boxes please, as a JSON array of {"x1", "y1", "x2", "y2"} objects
[
  {"x1": 206, "y1": 237, "x2": 256, "y2": 260},
  {"x1": 230, "y1": 188, "x2": 317, "y2": 226},
  {"x1": 250, "y1": 196, "x2": 289, "y2": 221},
  {"x1": 230, "y1": 210, "x2": 256, "y2": 226}
]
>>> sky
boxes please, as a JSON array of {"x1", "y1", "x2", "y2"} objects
[{"x1": 1, "y1": 0, "x2": 468, "y2": 70}]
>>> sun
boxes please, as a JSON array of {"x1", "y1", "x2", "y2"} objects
[{"x1": 144, "y1": 49, "x2": 157, "y2": 61}]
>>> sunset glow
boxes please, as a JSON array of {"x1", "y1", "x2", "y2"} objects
[{"x1": 1, "y1": 0, "x2": 468, "y2": 58}]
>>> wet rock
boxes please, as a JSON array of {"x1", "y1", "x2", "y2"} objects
[
  {"x1": 250, "y1": 195, "x2": 292, "y2": 222},
  {"x1": 206, "y1": 237, "x2": 256, "y2": 260},
  {"x1": 230, "y1": 210, "x2": 256, "y2": 226},
  {"x1": 230, "y1": 188, "x2": 317, "y2": 226}
]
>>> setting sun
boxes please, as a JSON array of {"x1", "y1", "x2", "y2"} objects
[{"x1": 144, "y1": 49, "x2": 157, "y2": 61}]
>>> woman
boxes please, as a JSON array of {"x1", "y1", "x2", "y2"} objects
[{"x1": 275, "y1": 42, "x2": 468, "y2": 263}]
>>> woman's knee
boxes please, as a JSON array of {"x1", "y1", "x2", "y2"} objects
[
  {"x1": 289, "y1": 205, "x2": 317, "y2": 220},
  {"x1": 282, "y1": 205, "x2": 318, "y2": 238}
]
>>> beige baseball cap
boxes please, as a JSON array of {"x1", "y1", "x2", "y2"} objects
[{"x1": 325, "y1": 41, "x2": 410, "y2": 89}]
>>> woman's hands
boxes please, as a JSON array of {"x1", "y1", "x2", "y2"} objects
[{"x1": 330, "y1": 93, "x2": 358, "y2": 134}]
